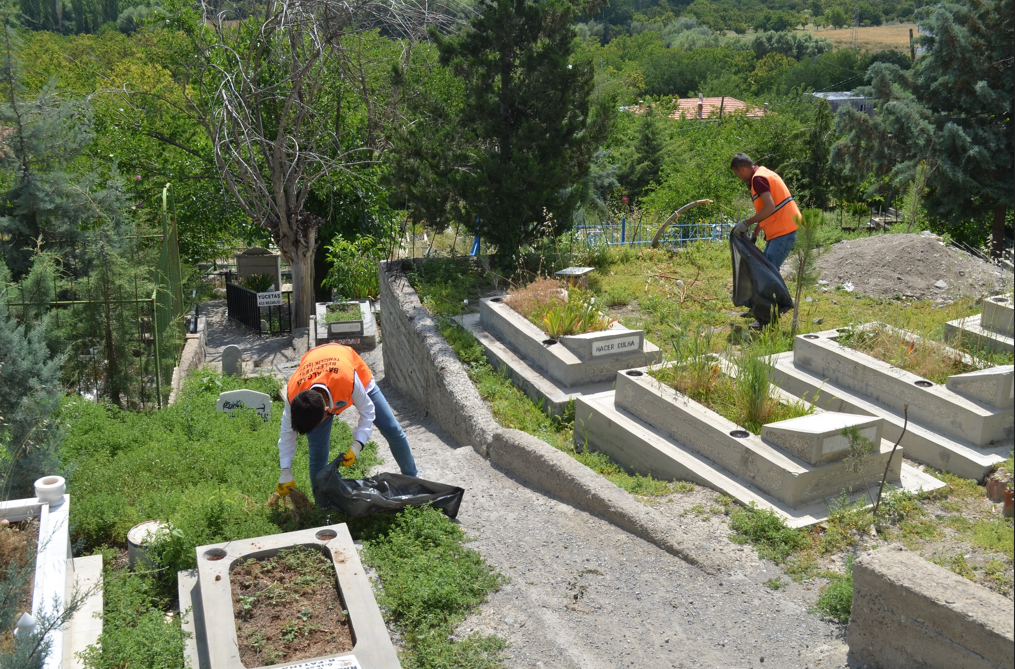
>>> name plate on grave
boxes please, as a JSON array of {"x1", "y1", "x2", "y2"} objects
[
  {"x1": 257, "y1": 291, "x2": 283, "y2": 307},
  {"x1": 329, "y1": 321, "x2": 362, "y2": 335},
  {"x1": 280, "y1": 656, "x2": 361, "y2": 669},
  {"x1": 592, "y1": 334, "x2": 640, "y2": 357},
  {"x1": 216, "y1": 390, "x2": 272, "y2": 422}
]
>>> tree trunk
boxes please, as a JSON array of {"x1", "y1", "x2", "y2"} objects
[
  {"x1": 991, "y1": 204, "x2": 1007, "y2": 261},
  {"x1": 288, "y1": 247, "x2": 316, "y2": 329}
]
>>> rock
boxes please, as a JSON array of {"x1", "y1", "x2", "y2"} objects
[
  {"x1": 805, "y1": 297, "x2": 813, "y2": 303},
  {"x1": 817, "y1": 280, "x2": 829, "y2": 286},
  {"x1": 934, "y1": 279, "x2": 948, "y2": 290},
  {"x1": 813, "y1": 318, "x2": 823, "y2": 325}
]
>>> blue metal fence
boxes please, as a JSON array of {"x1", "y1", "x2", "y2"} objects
[{"x1": 576, "y1": 214, "x2": 734, "y2": 249}]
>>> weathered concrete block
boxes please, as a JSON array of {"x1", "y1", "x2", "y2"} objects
[
  {"x1": 848, "y1": 546, "x2": 1015, "y2": 669},
  {"x1": 981, "y1": 294, "x2": 1014, "y2": 337},
  {"x1": 479, "y1": 297, "x2": 660, "y2": 388},
  {"x1": 760, "y1": 412, "x2": 882, "y2": 466},
  {"x1": 613, "y1": 369, "x2": 901, "y2": 507},
  {"x1": 189, "y1": 523, "x2": 400, "y2": 669},
  {"x1": 946, "y1": 365, "x2": 1015, "y2": 410},
  {"x1": 793, "y1": 329, "x2": 1013, "y2": 447}
]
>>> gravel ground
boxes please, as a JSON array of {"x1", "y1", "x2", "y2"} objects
[
  {"x1": 815, "y1": 233, "x2": 1006, "y2": 300},
  {"x1": 345, "y1": 348, "x2": 852, "y2": 669}
]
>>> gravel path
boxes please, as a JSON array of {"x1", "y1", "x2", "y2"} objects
[
  {"x1": 204, "y1": 311, "x2": 854, "y2": 668},
  {"x1": 815, "y1": 233, "x2": 1005, "y2": 300},
  {"x1": 202, "y1": 299, "x2": 305, "y2": 370}
]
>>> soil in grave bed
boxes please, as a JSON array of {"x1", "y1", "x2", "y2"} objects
[
  {"x1": 837, "y1": 325, "x2": 977, "y2": 384},
  {"x1": 231, "y1": 545, "x2": 353, "y2": 667},
  {"x1": 0, "y1": 518, "x2": 39, "y2": 651},
  {"x1": 325, "y1": 303, "x2": 362, "y2": 324}
]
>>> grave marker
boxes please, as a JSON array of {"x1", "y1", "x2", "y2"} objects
[
  {"x1": 222, "y1": 345, "x2": 242, "y2": 377},
  {"x1": 216, "y1": 389, "x2": 272, "y2": 422}
]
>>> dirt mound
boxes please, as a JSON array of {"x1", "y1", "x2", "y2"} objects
[{"x1": 815, "y1": 233, "x2": 1005, "y2": 300}]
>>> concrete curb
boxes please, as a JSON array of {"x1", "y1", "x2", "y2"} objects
[
  {"x1": 488, "y1": 429, "x2": 709, "y2": 572},
  {"x1": 379, "y1": 261, "x2": 712, "y2": 572},
  {"x1": 169, "y1": 316, "x2": 207, "y2": 406}
]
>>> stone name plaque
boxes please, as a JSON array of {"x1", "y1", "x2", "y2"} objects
[
  {"x1": 216, "y1": 389, "x2": 272, "y2": 422},
  {"x1": 329, "y1": 321, "x2": 362, "y2": 335},
  {"x1": 592, "y1": 334, "x2": 640, "y2": 357},
  {"x1": 277, "y1": 655, "x2": 361, "y2": 668}
]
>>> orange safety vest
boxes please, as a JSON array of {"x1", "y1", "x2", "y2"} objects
[
  {"x1": 751, "y1": 166, "x2": 800, "y2": 241},
  {"x1": 286, "y1": 343, "x2": 372, "y2": 417}
]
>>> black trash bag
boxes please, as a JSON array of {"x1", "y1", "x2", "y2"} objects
[
  {"x1": 314, "y1": 458, "x2": 465, "y2": 519},
  {"x1": 730, "y1": 230, "x2": 794, "y2": 325}
]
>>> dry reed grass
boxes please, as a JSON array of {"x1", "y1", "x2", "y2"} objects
[
  {"x1": 266, "y1": 489, "x2": 315, "y2": 525},
  {"x1": 505, "y1": 277, "x2": 566, "y2": 324},
  {"x1": 843, "y1": 325, "x2": 976, "y2": 384}
]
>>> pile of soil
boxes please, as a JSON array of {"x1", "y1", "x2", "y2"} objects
[
  {"x1": 232, "y1": 546, "x2": 352, "y2": 668},
  {"x1": 815, "y1": 233, "x2": 1005, "y2": 300}
]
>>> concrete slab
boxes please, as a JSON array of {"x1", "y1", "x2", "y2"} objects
[
  {"x1": 848, "y1": 546, "x2": 1015, "y2": 669},
  {"x1": 944, "y1": 315, "x2": 1015, "y2": 356},
  {"x1": 981, "y1": 294, "x2": 1014, "y2": 336},
  {"x1": 63, "y1": 555, "x2": 104, "y2": 669},
  {"x1": 573, "y1": 390, "x2": 942, "y2": 528},
  {"x1": 945, "y1": 365, "x2": 1015, "y2": 409},
  {"x1": 178, "y1": 569, "x2": 210, "y2": 669},
  {"x1": 793, "y1": 329, "x2": 1013, "y2": 447},
  {"x1": 461, "y1": 314, "x2": 614, "y2": 417},
  {"x1": 479, "y1": 297, "x2": 660, "y2": 388},
  {"x1": 761, "y1": 412, "x2": 882, "y2": 466},
  {"x1": 193, "y1": 523, "x2": 399, "y2": 669},
  {"x1": 770, "y1": 351, "x2": 1010, "y2": 480},
  {"x1": 612, "y1": 369, "x2": 902, "y2": 507}
]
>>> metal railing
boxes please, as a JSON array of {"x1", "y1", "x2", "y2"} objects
[
  {"x1": 225, "y1": 282, "x2": 292, "y2": 336},
  {"x1": 576, "y1": 216, "x2": 734, "y2": 248}
]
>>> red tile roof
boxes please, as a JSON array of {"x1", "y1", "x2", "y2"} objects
[{"x1": 670, "y1": 96, "x2": 767, "y2": 120}]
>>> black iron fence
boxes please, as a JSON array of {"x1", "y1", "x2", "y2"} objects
[{"x1": 226, "y1": 282, "x2": 292, "y2": 336}]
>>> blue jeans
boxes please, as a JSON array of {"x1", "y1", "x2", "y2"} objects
[
  {"x1": 306, "y1": 386, "x2": 418, "y2": 497},
  {"x1": 763, "y1": 231, "x2": 796, "y2": 270}
]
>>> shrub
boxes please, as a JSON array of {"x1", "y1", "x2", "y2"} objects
[
  {"x1": 324, "y1": 235, "x2": 386, "y2": 300},
  {"x1": 241, "y1": 273, "x2": 276, "y2": 292},
  {"x1": 814, "y1": 559, "x2": 854, "y2": 624},
  {"x1": 728, "y1": 503, "x2": 806, "y2": 564},
  {"x1": 539, "y1": 289, "x2": 613, "y2": 338}
]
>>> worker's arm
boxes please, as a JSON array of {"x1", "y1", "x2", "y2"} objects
[
  {"x1": 349, "y1": 374, "x2": 376, "y2": 446},
  {"x1": 277, "y1": 398, "x2": 298, "y2": 470},
  {"x1": 745, "y1": 191, "x2": 776, "y2": 227}
]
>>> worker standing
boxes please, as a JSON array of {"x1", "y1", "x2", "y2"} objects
[
  {"x1": 275, "y1": 342, "x2": 417, "y2": 505},
  {"x1": 730, "y1": 153, "x2": 799, "y2": 270}
]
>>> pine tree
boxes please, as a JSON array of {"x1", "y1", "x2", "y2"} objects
[
  {"x1": 620, "y1": 106, "x2": 664, "y2": 200},
  {"x1": 831, "y1": 0, "x2": 1013, "y2": 254},
  {"x1": 0, "y1": 260, "x2": 65, "y2": 502},
  {"x1": 436, "y1": 0, "x2": 614, "y2": 260},
  {"x1": 0, "y1": 8, "x2": 128, "y2": 278}
]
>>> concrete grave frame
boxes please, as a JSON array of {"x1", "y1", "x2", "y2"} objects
[
  {"x1": 770, "y1": 326, "x2": 1014, "y2": 480},
  {"x1": 314, "y1": 300, "x2": 378, "y2": 352},
  {"x1": 574, "y1": 365, "x2": 943, "y2": 526},
  {"x1": 178, "y1": 523, "x2": 400, "y2": 669},
  {"x1": 0, "y1": 478, "x2": 103, "y2": 669},
  {"x1": 944, "y1": 294, "x2": 1015, "y2": 355},
  {"x1": 465, "y1": 295, "x2": 661, "y2": 415}
]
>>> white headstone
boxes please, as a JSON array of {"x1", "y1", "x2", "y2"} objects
[
  {"x1": 222, "y1": 345, "x2": 242, "y2": 377},
  {"x1": 217, "y1": 389, "x2": 272, "y2": 422}
]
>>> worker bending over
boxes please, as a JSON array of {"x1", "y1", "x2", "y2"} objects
[
  {"x1": 276, "y1": 343, "x2": 417, "y2": 505},
  {"x1": 730, "y1": 153, "x2": 799, "y2": 270}
]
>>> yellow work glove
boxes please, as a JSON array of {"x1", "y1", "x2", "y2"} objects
[
  {"x1": 276, "y1": 468, "x2": 296, "y2": 496},
  {"x1": 340, "y1": 441, "x2": 364, "y2": 468}
]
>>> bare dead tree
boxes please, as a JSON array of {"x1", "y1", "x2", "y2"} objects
[{"x1": 106, "y1": 0, "x2": 466, "y2": 328}]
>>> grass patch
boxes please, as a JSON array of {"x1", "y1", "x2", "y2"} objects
[
  {"x1": 324, "y1": 302, "x2": 362, "y2": 323},
  {"x1": 728, "y1": 504, "x2": 806, "y2": 565},
  {"x1": 837, "y1": 324, "x2": 976, "y2": 384},
  {"x1": 62, "y1": 369, "x2": 505, "y2": 669},
  {"x1": 812, "y1": 559, "x2": 853, "y2": 624},
  {"x1": 764, "y1": 577, "x2": 788, "y2": 590}
]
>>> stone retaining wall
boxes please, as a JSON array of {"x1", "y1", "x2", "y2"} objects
[
  {"x1": 169, "y1": 316, "x2": 207, "y2": 405},
  {"x1": 847, "y1": 546, "x2": 1014, "y2": 669}
]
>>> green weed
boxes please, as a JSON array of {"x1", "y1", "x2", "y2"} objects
[
  {"x1": 967, "y1": 517, "x2": 1015, "y2": 561},
  {"x1": 764, "y1": 577, "x2": 787, "y2": 590},
  {"x1": 728, "y1": 504, "x2": 806, "y2": 564},
  {"x1": 813, "y1": 559, "x2": 853, "y2": 624}
]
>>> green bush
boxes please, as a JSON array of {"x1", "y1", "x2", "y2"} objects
[
  {"x1": 324, "y1": 234, "x2": 386, "y2": 300},
  {"x1": 814, "y1": 559, "x2": 854, "y2": 624},
  {"x1": 728, "y1": 503, "x2": 806, "y2": 564},
  {"x1": 241, "y1": 273, "x2": 275, "y2": 292},
  {"x1": 361, "y1": 505, "x2": 505, "y2": 669}
]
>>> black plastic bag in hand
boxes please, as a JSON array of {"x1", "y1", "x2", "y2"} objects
[
  {"x1": 314, "y1": 458, "x2": 464, "y2": 519},
  {"x1": 730, "y1": 230, "x2": 794, "y2": 325}
]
